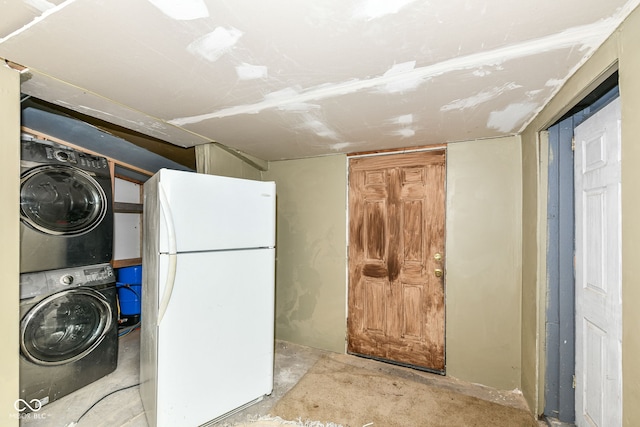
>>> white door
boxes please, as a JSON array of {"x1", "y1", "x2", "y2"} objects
[{"x1": 574, "y1": 97, "x2": 622, "y2": 426}]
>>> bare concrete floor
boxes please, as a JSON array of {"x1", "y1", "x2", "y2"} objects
[{"x1": 18, "y1": 329, "x2": 544, "y2": 427}]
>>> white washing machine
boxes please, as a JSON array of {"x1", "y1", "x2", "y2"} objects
[
  {"x1": 20, "y1": 138, "x2": 113, "y2": 273},
  {"x1": 19, "y1": 263, "x2": 118, "y2": 411}
]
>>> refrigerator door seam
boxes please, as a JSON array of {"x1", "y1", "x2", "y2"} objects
[{"x1": 159, "y1": 246, "x2": 275, "y2": 255}]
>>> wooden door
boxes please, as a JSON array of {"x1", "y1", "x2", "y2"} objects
[
  {"x1": 347, "y1": 150, "x2": 446, "y2": 372},
  {"x1": 574, "y1": 98, "x2": 622, "y2": 426}
]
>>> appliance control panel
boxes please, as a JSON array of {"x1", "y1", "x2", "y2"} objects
[
  {"x1": 20, "y1": 139, "x2": 109, "y2": 173},
  {"x1": 19, "y1": 263, "x2": 116, "y2": 299}
]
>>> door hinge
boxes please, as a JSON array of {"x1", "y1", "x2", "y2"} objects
[
  {"x1": 571, "y1": 137, "x2": 576, "y2": 152},
  {"x1": 572, "y1": 374, "x2": 576, "y2": 389}
]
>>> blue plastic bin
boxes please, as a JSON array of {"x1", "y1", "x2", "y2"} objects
[{"x1": 116, "y1": 265, "x2": 142, "y2": 316}]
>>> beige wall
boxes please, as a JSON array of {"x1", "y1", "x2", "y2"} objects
[
  {"x1": 0, "y1": 64, "x2": 20, "y2": 425},
  {"x1": 619, "y1": 11, "x2": 640, "y2": 425},
  {"x1": 520, "y1": 6, "x2": 640, "y2": 422},
  {"x1": 263, "y1": 143, "x2": 524, "y2": 391},
  {"x1": 445, "y1": 137, "x2": 523, "y2": 390},
  {"x1": 263, "y1": 155, "x2": 347, "y2": 353},
  {"x1": 195, "y1": 143, "x2": 263, "y2": 180},
  {"x1": 520, "y1": 128, "x2": 544, "y2": 414}
]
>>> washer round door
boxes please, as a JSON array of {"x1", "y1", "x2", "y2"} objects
[
  {"x1": 20, "y1": 288, "x2": 113, "y2": 366},
  {"x1": 20, "y1": 165, "x2": 107, "y2": 236}
]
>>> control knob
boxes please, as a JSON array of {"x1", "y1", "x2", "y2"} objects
[
  {"x1": 54, "y1": 150, "x2": 70, "y2": 162},
  {"x1": 61, "y1": 275, "x2": 74, "y2": 285}
]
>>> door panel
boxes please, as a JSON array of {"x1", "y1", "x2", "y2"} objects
[
  {"x1": 574, "y1": 97, "x2": 621, "y2": 426},
  {"x1": 348, "y1": 150, "x2": 446, "y2": 372}
]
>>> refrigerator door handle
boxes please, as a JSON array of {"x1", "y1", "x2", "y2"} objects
[{"x1": 157, "y1": 182, "x2": 178, "y2": 326}]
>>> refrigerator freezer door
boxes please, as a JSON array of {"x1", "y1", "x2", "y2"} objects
[
  {"x1": 151, "y1": 169, "x2": 276, "y2": 253},
  {"x1": 146, "y1": 248, "x2": 275, "y2": 427}
]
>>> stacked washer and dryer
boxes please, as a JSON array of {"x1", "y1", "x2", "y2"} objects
[{"x1": 18, "y1": 138, "x2": 118, "y2": 410}]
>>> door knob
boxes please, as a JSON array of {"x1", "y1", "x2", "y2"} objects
[{"x1": 434, "y1": 269, "x2": 443, "y2": 278}]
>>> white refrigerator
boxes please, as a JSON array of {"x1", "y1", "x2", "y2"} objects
[{"x1": 140, "y1": 169, "x2": 276, "y2": 427}]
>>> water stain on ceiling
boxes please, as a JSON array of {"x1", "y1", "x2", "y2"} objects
[{"x1": 1, "y1": 0, "x2": 638, "y2": 160}]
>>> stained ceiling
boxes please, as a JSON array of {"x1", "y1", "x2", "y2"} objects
[{"x1": 1, "y1": 0, "x2": 638, "y2": 161}]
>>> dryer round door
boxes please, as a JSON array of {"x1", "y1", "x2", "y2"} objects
[
  {"x1": 20, "y1": 165, "x2": 108, "y2": 236},
  {"x1": 20, "y1": 288, "x2": 113, "y2": 366}
]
